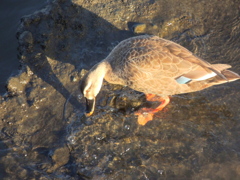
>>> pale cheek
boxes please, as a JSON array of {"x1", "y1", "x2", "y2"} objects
[
  {"x1": 85, "y1": 92, "x2": 95, "y2": 100},
  {"x1": 84, "y1": 89, "x2": 94, "y2": 100}
]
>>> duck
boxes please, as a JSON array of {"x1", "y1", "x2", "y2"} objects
[{"x1": 80, "y1": 35, "x2": 240, "y2": 125}]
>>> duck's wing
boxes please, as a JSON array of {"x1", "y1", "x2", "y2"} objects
[
  {"x1": 125, "y1": 37, "x2": 222, "y2": 80},
  {"x1": 160, "y1": 39, "x2": 240, "y2": 86},
  {"x1": 164, "y1": 39, "x2": 229, "y2": 78}
]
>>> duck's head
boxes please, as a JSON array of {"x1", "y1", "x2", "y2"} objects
[{"x1": 80, "y1": 63, "x2": 106, "y2": 116}]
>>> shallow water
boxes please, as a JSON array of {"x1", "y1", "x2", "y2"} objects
[{"x1": 0, "y1": 0, "x2": 240, "y2": 179}]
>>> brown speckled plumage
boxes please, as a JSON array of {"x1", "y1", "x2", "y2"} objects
[{"x1": 103, "y1": 35, "x2": 239, "y2": 96}]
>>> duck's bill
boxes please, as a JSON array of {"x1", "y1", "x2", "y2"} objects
[{"x1": 85, "y1": 98, "x2": 95, "y2": 117}]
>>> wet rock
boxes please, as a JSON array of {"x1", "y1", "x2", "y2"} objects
[
  {"x1": 159, "y1": 15, "x2": 195, "y2": 39},
  {"x1": 7, "y1": 71, "x2": 30, "y2": 95},
  {"x1": 132, "y1": 23, "x2": 147, "y2": 34},
  {"x1": 47, "y1": 146, "x2": 70, "y2": 173},
  {"x1": 113, "y1": 92, "x2": 143, "y2": 112},
  {"x1": 79, "y1": 69, "x2": 88, "y2": 78},
  {"x1": 130, "y1": 22, "x2": 159, "y2": 35},
  {"x1": 18, "y1": 31, "x2": 34, "y2": 46},
  {"x1": 17, "y1": 115, "x2": 43, "y2": 134},
  {"x1": 1, "y1": 154, "x2": 29, "y2": 180}
]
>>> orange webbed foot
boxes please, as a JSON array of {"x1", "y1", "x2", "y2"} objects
[{"x1": 135, "y1": 95, "x2": 170, "y2": 125}]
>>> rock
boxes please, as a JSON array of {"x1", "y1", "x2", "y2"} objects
[
  {"x1": 132, "y1": 23, "x2": 147, "y2": 33},
  {"x1": 18, "y1": 31, "x2": 34, "y2": 45},
  {"x1": 130, "y1": 23, "x2": 159, "y2": 35},
  {"x1": 7, "y1": 71, "x2": 30, "y2": 95},
  {"x1": 47, "y1": 146, "x2": 70, "y2": 173}
]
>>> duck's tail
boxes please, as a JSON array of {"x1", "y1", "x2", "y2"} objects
[
  {"x1": 207, "y1": 64, "x2": 231, "y2": 81},
  {"x1": 203, "y1": 64, "x2": 240, "y2": 88},
  {"x1": 187, "y1": 64, "x2": 240, "y2": 91},
  {"x1": 211, "y1": 69, "x2": 240, "y2": 85}
]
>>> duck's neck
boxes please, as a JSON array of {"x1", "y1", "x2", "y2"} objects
[
  {"x1": 92, "y1": 60, "x2": 125, "y2": 86},
  {"x1": 90, "y1": 61, "x2": 109, "y2": 78},
  {"x1": 103, "y1": 62, "x2": 125, "y2": 85}
]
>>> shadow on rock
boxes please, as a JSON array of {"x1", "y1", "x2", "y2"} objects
[{"x1": 17, "y1": 0, "x2": 134, "y2": 110}]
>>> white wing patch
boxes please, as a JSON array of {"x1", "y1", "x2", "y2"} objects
[{"x1": 176, "y1": 72, "x2": 217, "y2": 84}]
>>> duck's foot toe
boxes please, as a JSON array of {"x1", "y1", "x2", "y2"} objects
[
  {"x1": 135, "y1": 108, "x2": 155, "y2": 125},
  {"x1": 136, "y1": 112, "x2": 154, "y2": 125}
]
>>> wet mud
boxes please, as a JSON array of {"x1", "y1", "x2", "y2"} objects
[{"x1": 0, "y1": 0, "x2": 240, "y2": 179}]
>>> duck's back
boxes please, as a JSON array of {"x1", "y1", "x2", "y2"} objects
[{"x1": 104, "y1": 35, "x2": 237, "y2": 96}]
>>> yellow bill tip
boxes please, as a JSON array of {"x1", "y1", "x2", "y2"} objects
[{"x1": 85, "y1": 111, "x2": 94, "y2": 117}]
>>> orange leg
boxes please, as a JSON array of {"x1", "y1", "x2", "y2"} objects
[{"x1": 135, "y1": 95, "x2": 170, "y2": 125}]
